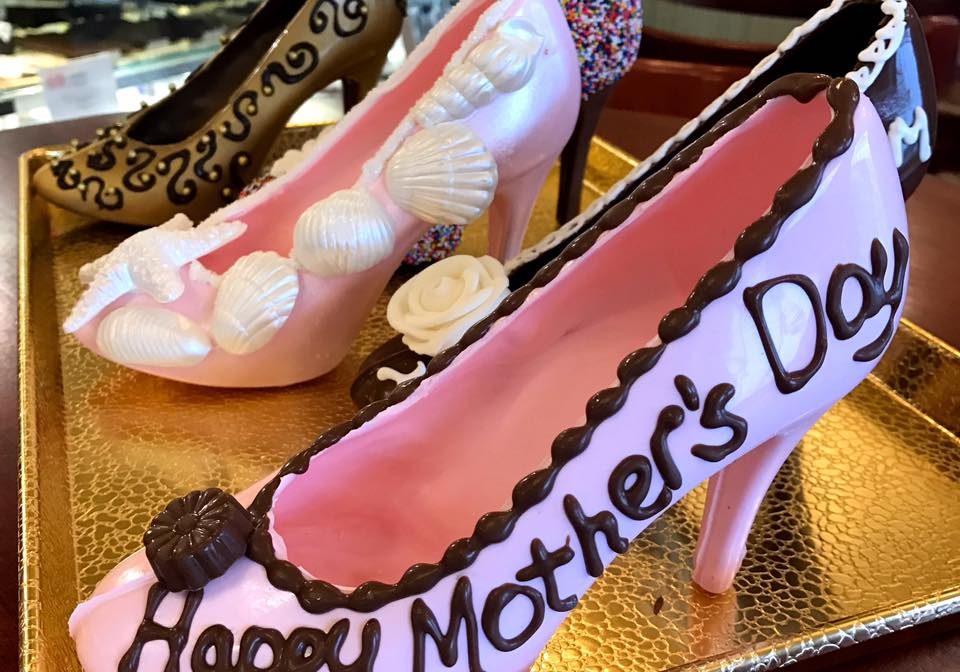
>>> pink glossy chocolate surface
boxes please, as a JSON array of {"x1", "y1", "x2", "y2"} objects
[
  {"x1": 69, "y1": 0, "x2": 581, "y2": 387},
  {"x1": 70, "y1": 89, "x2": 908, "y2": 671}
]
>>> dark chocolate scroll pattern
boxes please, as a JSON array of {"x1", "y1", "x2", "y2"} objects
[
  {"x1": 743, "y1": 274, "x2": 828, "y2": 394},
  {"x1": 157, "y1": 149, "x2": 198, "y2": 206},
  {"x1": 123, "y1": 148, "x2": 158, "y2": 192},
  {"x1": 244, "y1": 75, "x2": 860, "y2": 615},
  {"x1": 261, "y1": 43, "x2": 320, "y2": 92},
  {"x1": 826, "y1": 229, "x2": 909, "y2": 362},
  {"x1": 674, "y1": 374, "x2": 699, "y2": 410},
  {"x1": 80, "y1": 176, "x2": 124, "y2": 211},
  {"x1": 311, "y1": 0, "x2": 369, "y2": 37},
  {"x1": 221, "y1": 92, "x2": 259, "y2": 143},
  {"x1": 118, "y1": 584, "x2": 203, "y2": 672},
  {"x1": 86, "y1": 139, "x2": 118, "y2": 171}
]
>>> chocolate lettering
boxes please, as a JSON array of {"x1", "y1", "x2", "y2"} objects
[
  {"x1": 650, "y1": 405, "x2": 684, "y2": 490},
  {"x1": 191, "y1": 619, "x2": 379, "y2": 672},
  {"x1": 674, "y1": 375, "x2": 700, "y2": 411},
  {"x1": 411, "y1": 576, "x2": 484, "y2": 671},
  {"x1": 826, "y1": 229, "x2": 908, "y2": 362},
  {"x1": 120, "y1": 584, "x2": 202, "y2": 672},
  {"x1": 563, "y1": 495, "x2": 628, "y2": 577},
  {"x1": 743, "y1": 274, "x2": 827, "y2": 394},
  {"x1": 239, "y1": 627, "x2": 285, "y2": 671},
  {"x1": 481, "y1": 584, "x2": 545, "y2": 652},
  {"x1": 608, "y1": 455, "x2": 671, "y2": 521},
  {"x1": 515, "y1": 539, "x2": 577, "y2": 612},
  {"x1": 691, "y1": 383, "x2": 748, "y2": 462}
]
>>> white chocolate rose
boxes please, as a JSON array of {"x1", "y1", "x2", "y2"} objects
[{"x1": 387, "y1": 255, "x2": 509, "y2": 356}]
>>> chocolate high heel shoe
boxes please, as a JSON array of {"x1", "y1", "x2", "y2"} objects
[
  {"x1": 62, "y1": 0, "x2": 585, "y2": 387},
  {"x1": 243, "y1": 0, "x2": 644, "y2": 267},
  {"x1": 70, "y1": 72, "x2": 910, "y2": 671},
  {"x1": 352, "y1": 0, "x2": 936, "y2": 407},
  {"x1": 32, "y1": 0, "x2": 405, "y2": 226}
]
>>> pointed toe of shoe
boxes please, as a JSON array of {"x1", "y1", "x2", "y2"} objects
[{"x1": 32, "y1": 161, "x2": 66, "y2": 205}]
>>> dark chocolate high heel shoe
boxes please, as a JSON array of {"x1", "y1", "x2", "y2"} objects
[
  {"x1": 352, "y1": 0, "x2": 937, "y2": 407},
  {"x1": 32, "y1": 0, "x2": 405, "y2": 226}
]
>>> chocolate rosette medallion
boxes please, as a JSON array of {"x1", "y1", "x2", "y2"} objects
[{"x1": 144, "y1": 488, "x2": 253, "y2": 592}]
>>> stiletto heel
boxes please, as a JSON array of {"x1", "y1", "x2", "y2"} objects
[
  {"x1": 341, "y1": 50, "x2": 391, "y2": 112},
  {"x1": 692, "y1": 410, "x2": 826, "y2": 594},
  {"x1": 556, "y1": 86, "x2": 612, "y2": 223},
  {"x1": 487, "y1": 158, "x2": 555, "y2": 261}
]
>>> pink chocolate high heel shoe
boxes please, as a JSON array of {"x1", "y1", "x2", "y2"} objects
[
  {"x1": 70, "y1": 72, "x2": 910, "y2": 670},
  {"x1": 62, "y1": 0, "x2": 583, "y2": 387}
]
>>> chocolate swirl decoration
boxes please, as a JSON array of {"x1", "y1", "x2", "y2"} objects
[
  {"x1": 157, "y1": 148, "x2": 198, "y2": 206},
  {"x1": 122, "y1": 147, "x2": 158, "y2": 193},
  {"x1": 261, "y1": 42, "x2": 320, "y2": 92},
  {"x1": 193, "y1": 131, "x2": 222, "y2": 182},
  {"x1": 311, "y1": 0, "x2": 368, "y2": 37},
  {"x1": 86, "y1": 139, "x2": 118, "y2": 171},
  {"x1": 221, "y1": 92, "x2": 259, "y2": 143},
  {"x1": 51, "y1": 159, "x2": 81, "y2": 190},
  {"x1": 80, "y1": 176, "x2": 124, "y2": 211}
]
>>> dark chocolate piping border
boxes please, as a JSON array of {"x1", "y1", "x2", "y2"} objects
[{"x1": 245, "y1": 74, "x2": 859, "y2": 614}]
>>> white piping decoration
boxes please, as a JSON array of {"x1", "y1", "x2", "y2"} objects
[
  {"x1": 504, "y1": 0, "x2": 907, "y2": 274},
  {"x1": 888, "y1": 106, "x2": 931, "y2": 167},
  {"x1": 64, "y1": 215, "x2": 246, "y2": 333},
  {"x1": 848, "y1": 0, "x2": 907, "y2": 90},
  {"x1": 376, "y1": 361, "x2": 427, "y2": 385}
]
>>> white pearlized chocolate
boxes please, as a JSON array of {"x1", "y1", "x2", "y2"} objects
[
  {"x1": 385, "y1": 123, "x2": 498, "y2": 227},
  {"x1": 387, "y1": 254, "x2": 509, "y2": 356},
  {"x1": 210, "y1": 251, "x2": 300, "y2": 355},
  {"x1": 887, "y1": 106, "x2": 931, "y2": 167},
  {"x1": 292, "y1": 188, "x2": 396, "y2": 277},
  {"x1": 96, "y1": 305, "x2": 211, "y2": 367},
  {"x1": 65, "y1": 214, "x2": 246, "y2": 333},
  {"x1": 412, "y1": 18, "x2": 542, "y2": 127}
]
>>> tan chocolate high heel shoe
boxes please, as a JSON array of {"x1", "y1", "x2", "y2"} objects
[{"x1": 32, "y1": 0, "x2": 405, "y2": 226}]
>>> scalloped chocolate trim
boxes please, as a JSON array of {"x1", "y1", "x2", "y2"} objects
[{"x1": 246, "y1": 74, "x2": 860, "y2": 614}]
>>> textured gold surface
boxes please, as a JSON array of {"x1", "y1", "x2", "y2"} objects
[{"x1": 20, "y1": 131, "x2": 960, "y2": 672}]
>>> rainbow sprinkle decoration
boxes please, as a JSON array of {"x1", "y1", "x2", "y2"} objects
[{"x1": 564, "y1": 0, "x2": 644, "y2": 98}]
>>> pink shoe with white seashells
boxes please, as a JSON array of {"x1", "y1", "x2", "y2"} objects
[
  {"x1": 63, "y1": 0, "x2": 583, "y2": 387},
  {"x1": 70, "y1": 73, "x2": 910, "y2": 671}
]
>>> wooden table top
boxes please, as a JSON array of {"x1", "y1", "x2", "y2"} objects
[{"x1": 2, "y1": 111, "x2": 959, "y2": 671}]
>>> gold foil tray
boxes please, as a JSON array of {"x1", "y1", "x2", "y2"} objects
[{"x1": 19, "y1": 128, "x2": 960, "y2": 672}]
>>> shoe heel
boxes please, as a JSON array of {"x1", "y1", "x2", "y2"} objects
[
  {"x1": 556, "y1": 86, "x2": 612, "y2": 224},
  {"x1": 487, "y1": 158, "x2": 555, "y2": 261},
  {"x1": 692, "y1": 408, "x2": 828, "y2": 594},
  {"x1": 341, "y1": 50, "x2": 390, "y2": 112}
]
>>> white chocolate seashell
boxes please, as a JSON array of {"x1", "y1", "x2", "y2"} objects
[
  {"x1": 385, "y1": 123, "x2": 498, "y2": 226},
  {"x1": 468, "y1": 19, "x2": 543, "y2": 92},
  {"x1": 292, "y1": 189, "x2": 396, "y2": 277},
  {"x1": 412, "y1": 19, "x2": 542, "y2": 126},
  {"x1": 96, "y1": 306, "x2": 211, "y2": 367},
  {"x1": 210, "y1": 251, "x2": 300, "y2": 355}
]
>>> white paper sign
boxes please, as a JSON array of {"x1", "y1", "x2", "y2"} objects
[{"x1": 39, "y1": 51, "x2": 119, "y2": 120}]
